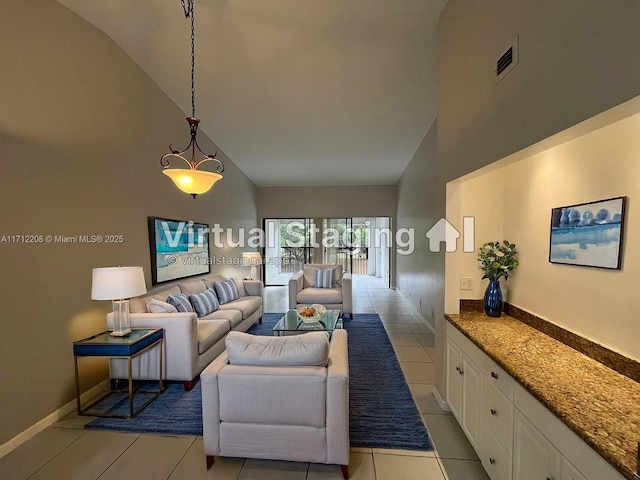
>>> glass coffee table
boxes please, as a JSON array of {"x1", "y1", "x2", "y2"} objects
[{"x1": 273, "y1": 309, "x2": 342, "y2": 336}]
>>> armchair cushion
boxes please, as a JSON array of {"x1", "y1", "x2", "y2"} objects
[
  {"x1": 314, "y1": 269, "x2": 333, "y2": 288},
  {"x1": 225, "y1": 331, "x2": 329, "y2": 366},
  {"x1": 297, "y1": 286, "x2": 343, "y2": 305},
  {"x1": 303, "y1": 265, "x2": 342, "y2": 288}
]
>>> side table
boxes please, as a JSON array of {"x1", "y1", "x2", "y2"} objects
[{"x1": 73, "y1": 328, "x2": 164, "y2": 419}]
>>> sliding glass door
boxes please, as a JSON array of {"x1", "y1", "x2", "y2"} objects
[
  {"x1": 263, "y1": 219, "x2": 314, "y2": 285},
  {"x1": 262, "y1": 217, "x2": 391, "y2": 287}
]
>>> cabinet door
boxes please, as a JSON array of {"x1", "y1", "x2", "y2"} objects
[
  {"x1": 561, "y1": 458, "x2": 587, "y2": 480},
  {"x1": 514, "y1": 411, "x2": 561, "y2": 480},
  {"x1": 446, "y1": 338, "x2": 463, "y2": 420},
  {"x1": 461, "y1": 355, "x2": 482, "y2": 448}
]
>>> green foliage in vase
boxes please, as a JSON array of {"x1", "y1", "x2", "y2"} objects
[{"x1": 478, "y1": 241, "x2": 519, "y2": 281}]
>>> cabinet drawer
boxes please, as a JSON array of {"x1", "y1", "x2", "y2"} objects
[
  {"x1": 479, "y1": 421, "x2": 512, "y2": 480},
  {"x1": 447, "y1": 322, "x2": 485, "y2": 366},
  {"x1": 482, "y1": 355, "x2": 513, "y2": 399},
  {"x1": 481, "y1": 379, "x2": 513, "y2": 455}
]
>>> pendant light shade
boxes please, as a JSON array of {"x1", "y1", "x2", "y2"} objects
[{"x1": 162, "y1": 168, "x2": 223, "y2": 196}]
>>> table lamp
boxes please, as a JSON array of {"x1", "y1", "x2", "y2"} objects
[
  {"x1": 242, "y1": 252, "x2": 262, "y2": 280},
  {"x1": 91, "y1": 266, "x2": 147, "y2": 336}
]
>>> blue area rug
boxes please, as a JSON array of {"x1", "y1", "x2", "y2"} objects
[{"x1": 86, "y1": 313, "x2": 433, "y2": 451}]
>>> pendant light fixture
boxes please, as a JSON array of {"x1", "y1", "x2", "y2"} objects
[{"x1": 160, "y1": 0, "x2": 224, "y2": 198}]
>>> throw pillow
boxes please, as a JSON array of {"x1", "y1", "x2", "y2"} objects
[
  {"x1": 148, "y1": 299, "x2": 178, "y2": 314},
  {"x1": 167, "y1": 293, "x2": 194, "y2": 313},
  {"x1": 190, "y1": 288, "x2": 220, "y2": 317},
  {"x1": 314, "y1": 268, "x2": 333, "y2": 288},
  {"x1": 213, "y1": 279, "x2": 239, "y2": 305}
]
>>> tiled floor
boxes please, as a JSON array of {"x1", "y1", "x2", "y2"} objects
[{"x1": 0, "y1": 275, "x2": 489, "y2": 480}]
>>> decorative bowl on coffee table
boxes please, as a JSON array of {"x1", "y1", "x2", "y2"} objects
[{"x1": 297, "y1": 304, "x2": 326, "y2": 323}]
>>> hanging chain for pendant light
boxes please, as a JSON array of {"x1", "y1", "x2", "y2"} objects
[
  {"x1": 180, "y1": 0, "x2": 196, "y2": 117},
  {"x1": 160, "y1": 0, "x2": 224, "y2": 198}
]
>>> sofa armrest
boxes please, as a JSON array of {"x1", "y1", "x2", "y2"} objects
[
  {"x1": 243, "y1": 279, "x2": 264, "y2": 298},
  {"x1": 326, "y1": 329, "x2": 349, "y2": 465},
  {"x1": 340, "y1": 273, "x2": 352, "y2": 315},
  {"x1": 201, "y1": 351, "x2": 229, "y2": 456},
  {"x1": 288, "y1": 270, "x2": 304, "y2": 309},
  {"x1": 107, "y1": 311, "x2": 199, "y2": 381}
]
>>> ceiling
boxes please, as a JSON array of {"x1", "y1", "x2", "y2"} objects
[{"x1": 58, "y1": 0, "x2": 445, "y2": 186}]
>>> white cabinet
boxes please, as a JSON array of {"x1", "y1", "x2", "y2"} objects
[
  {"x1": 561, "y1": 458, "x2": 587, "y2": 480},
  {"x1": 513, "y1": 410, "x2": 561, "y2": 480},
  {"x1": 445, "y1": 320, "x2": 625, "y2": 480},
  {"x1": 446, "y1": 335, "x2": 482, "y2": 448}
]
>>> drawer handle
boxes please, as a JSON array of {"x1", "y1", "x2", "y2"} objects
[
  {"x1": 490, "y1": 408, "x2": 497, "y2": 416},
  {"x1": 491, "y1": 371, "x2": 499, "y2": 379},
  {"x1": 455, "y1": 366, "x2": 460, "y2": 372},
  {"x1": 459, "y1": 368, "x2": 464, "y2": 375},
  {"x1": 489, "y1": 457, "x2": 496, "y2": 465}
]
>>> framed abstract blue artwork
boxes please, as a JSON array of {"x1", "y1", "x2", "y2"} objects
[{"x1": 549, "y1": 196, "x2": 626, "y2": 269}]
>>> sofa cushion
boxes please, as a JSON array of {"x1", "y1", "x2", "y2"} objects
[
  {"x1": 198, "y1": 320, "x2": 230, "y2": 355},
  {"x1": 148, "y1": 299, "x2": 178, "y2": 314},
  {"x1": 167, "y1": 293, "x2": 194, "y2": 313},
  {"x1": 178, "y1": 279, "x2": 207, "y2": 296},
  {"x1": 202, "y1": 309, "x2": 244, "y2": 328},
  {"x1": 297, "y1": 286, "x2": 343, "y2": 305},
  {"x1": 213, "y1": 279, "x2": 239, "y2": 304},
  {"x1": 217, "y1": 296, "x2": 262, "y2": 319},
  {"x1": 131, "y1": 286, "x2": 181, "y2": 313},
  {"x1": 190, "y1": 288, "x2": 220, "y2": 317},
  {"x1": 225, "y1": 331, "x2": 329, "y2": 366}
]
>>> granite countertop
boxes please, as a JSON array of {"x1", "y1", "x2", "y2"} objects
[{"x1": 446, "y1": 311, "x2": 640, "y2": 480}]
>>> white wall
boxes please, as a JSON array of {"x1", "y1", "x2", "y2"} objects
[{"x1": 447, "y1": 100, "x2": 640, "y2": 361}]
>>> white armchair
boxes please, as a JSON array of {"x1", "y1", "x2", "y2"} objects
[
  {"x1": 201, "y1": 329, "x2": 350, "y2": 479},
  {"x1": 288, "y1": 264, "x2": 352, "y2": 318}
]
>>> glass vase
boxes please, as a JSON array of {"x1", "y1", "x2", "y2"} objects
[{"x1": 483, "y1": 280, "x2": 503, "y2": 317}]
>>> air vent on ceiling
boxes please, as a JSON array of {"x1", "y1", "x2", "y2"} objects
[{"x1": 495, "y1": 36, "x2": 519, "y2": 84}]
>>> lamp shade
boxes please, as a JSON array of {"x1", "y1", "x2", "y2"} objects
[
  {"x1": 91, "y1": 266, "x2": 147, "y2": 300},
  {"x1": 242, "y1": 252, "x2": 262, "y2": 265},
  {"x1": 163, "y1": 169, "x2": 223, "y2": 196}
]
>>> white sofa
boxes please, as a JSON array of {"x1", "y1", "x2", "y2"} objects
[
  {"x1": 108, "y1": 274, "x2": 263, "y2": 390},
  {"x1": 201, "y1": 330, "x2": 350, "y2": 479},
  {"x1": 288, "y1": 264, "x2": 352, "y2": 318}
]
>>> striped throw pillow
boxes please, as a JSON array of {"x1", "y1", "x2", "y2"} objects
[
  {"x1": 190, "y1": 288, "x2": 220, "y2": 317},
  {"x1": 314, "y1": 268, "x2": 333, "y2": 289},
  {"x1": 213, "y1": 279, "x2": 239, "y2": 304},
  {"x1": 167, "y1": 293, "x2": 193, "y2": 313}
]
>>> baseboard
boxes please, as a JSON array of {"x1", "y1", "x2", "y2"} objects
[
  {"x1": 396, "y1": 289, "x2": 436, "y2": 335},
  {"x1": 432, "y1": 387, "x2": 450, "y2": 412},
  {"x1": 0, "y1": 379, "x2": 109, "y2": 459}
]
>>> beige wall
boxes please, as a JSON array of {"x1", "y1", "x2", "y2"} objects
[
  {"x1": 437, "y1": 0, "x2": 640, "y2": 183},
  {"x1": 0, "y1": 1, "x2": 257, "y2": 446},
  {"x1": 410, "y1": 0, "x2": 640, "y2": 397}
]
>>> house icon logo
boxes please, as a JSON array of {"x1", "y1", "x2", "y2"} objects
[{"x1": 425, "y1": 217, "x2": 475, "y2": 253}]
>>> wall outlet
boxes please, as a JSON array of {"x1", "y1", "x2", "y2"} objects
[{"x1": 460, "y1": 276, "x2": 473, "y2": 290}]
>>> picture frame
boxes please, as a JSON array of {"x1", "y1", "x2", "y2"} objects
[
  {"x1": 549, "y1": 196, "x2": 626, "y2": 269},
  {"x1": 148, "y1": 216, "x2": 211, "y2": 284}
]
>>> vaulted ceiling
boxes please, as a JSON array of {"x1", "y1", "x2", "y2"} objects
[{"x1": 58, "y1": 0, "x2": 445, "y2": 186}]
